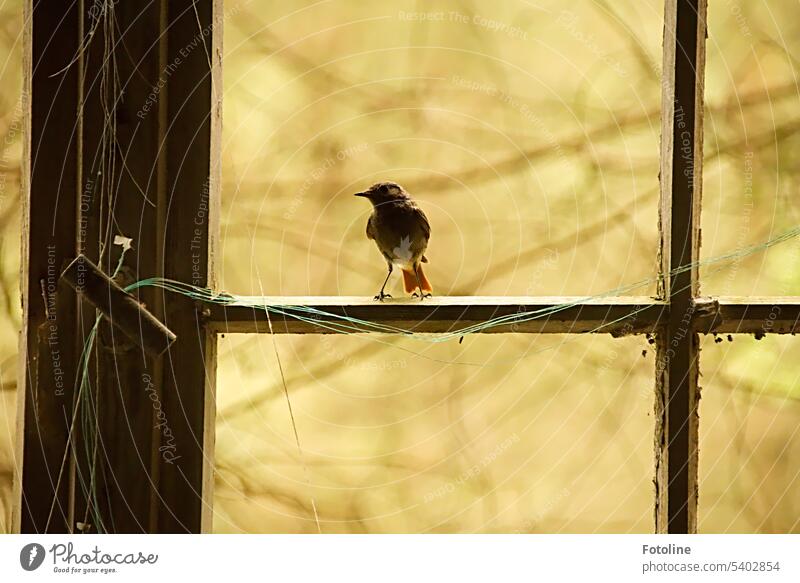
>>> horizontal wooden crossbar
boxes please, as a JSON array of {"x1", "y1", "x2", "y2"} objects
[
  {"x1": 206, "y1": 295, "x2": 800, "y2": 335},
  {"x1": 695, "y1": 297, "x2": 800, "y2": 334}
]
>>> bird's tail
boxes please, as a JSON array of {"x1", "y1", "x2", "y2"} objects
[{"x1": 402, "y1": 264, "x2": 432, "y2": 294}]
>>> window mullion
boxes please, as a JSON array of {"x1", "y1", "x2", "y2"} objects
[{"x1": 654, "y1": 0, "x2": 707, "y2": 534}]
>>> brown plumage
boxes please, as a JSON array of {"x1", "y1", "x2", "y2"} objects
[{"x1": 355, "y1": 181, "x2": 432, "y2": 301}]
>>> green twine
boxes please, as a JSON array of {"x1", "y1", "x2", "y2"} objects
[
  {"x1": 124, "y1": 223, "x2": 800, "y2": 343},
  {"x1": 63, "y1": 223, "x2": 798, "y2": 530},
  {"x1": 73, "y1": 249, "x2": 129, "y2": 534}
]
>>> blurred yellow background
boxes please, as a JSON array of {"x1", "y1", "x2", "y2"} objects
[{"x1": 1, "y1": 0, "x2": 799, "y2": 533}]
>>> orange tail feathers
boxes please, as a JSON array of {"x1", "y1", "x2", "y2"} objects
[{"x1": 402, "y1": 264, "x2": 433, "y2": 294}]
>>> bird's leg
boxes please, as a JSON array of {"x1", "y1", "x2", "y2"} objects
[
  {"x1": 374, "y1": 263, "x2": 393, "y2": 301},
  {"x1": 412, "y1": 264, "x2": 431, "y2": 301}
]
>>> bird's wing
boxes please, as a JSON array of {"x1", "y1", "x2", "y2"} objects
[{"x1": 412, "y1": 205, "x2": 431, "y2": 241}]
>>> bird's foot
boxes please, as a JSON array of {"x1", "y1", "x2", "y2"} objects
[
  {"x1": 412, "y1": 292, "x2": 433, "y2": 301},
  {"x1": 373, "y1": 292, "x2": 392, "y2": 302}
]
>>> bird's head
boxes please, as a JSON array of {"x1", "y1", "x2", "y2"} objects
[{"x1": 354, "y1": 181, "x2": 409, "y2": 206}]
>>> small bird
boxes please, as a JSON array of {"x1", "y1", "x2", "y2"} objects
[{"x1": 355, "y1": 181, "x2": 432, "y2": 301}]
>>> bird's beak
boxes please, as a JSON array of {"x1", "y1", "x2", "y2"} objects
[{"x1": 353, "y1": 192, "x2": 367, "y2": 197}]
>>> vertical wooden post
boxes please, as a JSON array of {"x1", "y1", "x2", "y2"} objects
[
  {"x1": 14, "y1": 0, "x2": 82, "y2": 534},
  {"x1": 155, "y1": 0, "x2": 221, "y2": 533},
  {"x1": 74, "y1": 0, "x2": 164, "y2": 535},
  {"x1": 654, "y1": 0, "x2": 707, "y2": 533},
  {"x1": 16, "y1": 0, "x2": 220, "y2": 533}
]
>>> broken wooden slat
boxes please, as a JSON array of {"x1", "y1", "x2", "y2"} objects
[{"x1": 60, "y1": 255, "x2": 176, "y2": 357}]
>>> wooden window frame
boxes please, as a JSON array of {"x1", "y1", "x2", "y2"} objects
[{"x1": 14, "y1": 0, "x2": 800, "y2": 533}]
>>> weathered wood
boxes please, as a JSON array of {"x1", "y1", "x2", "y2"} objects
[
  {"x1": 654, "y1": 0, "x2": 707, "y2": 534},
  {"x1": 60, "y1": 255, "x2": 176, "y2": 357},
  {"x1": 71, "y1": 0, "x2": 104, "y2": 534},
  {"x1": 76, "y1": 0, "x2": 220, "y2": 534},
  {"x1": 209, "y1": 295, "x2": 800, "y2": 336},
  {"x1": 15, "y1": 0, "x2": 82, "y2": 534},
  {"x1": 17, "y1": 0, "x2": 220, "y2": 534},
  {"x1": 72, "y1": 0, "x2": 170, "y2": 534},
  {"x1": 76, "y1": 0, "x2": 219, "y2": 534},
  {"x1": 694, "y1": 297, "x2": 800, "y2": 334},
  {"x1": 209, "y1": 296, "x2": 665, "y2": 335},
  {"x1": 18, "y1": 0, "x2": 799, "y2": 537},
  {"x1": 202, "y1": 0, "x2": 224, "y2": 534},
  {"x1": 155, "y1": 0, "x2": 220, "y2": 533}
]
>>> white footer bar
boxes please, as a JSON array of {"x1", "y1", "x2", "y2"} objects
[{"x1": 1, "y1": 534, "x2": 797, "y2": 582}]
